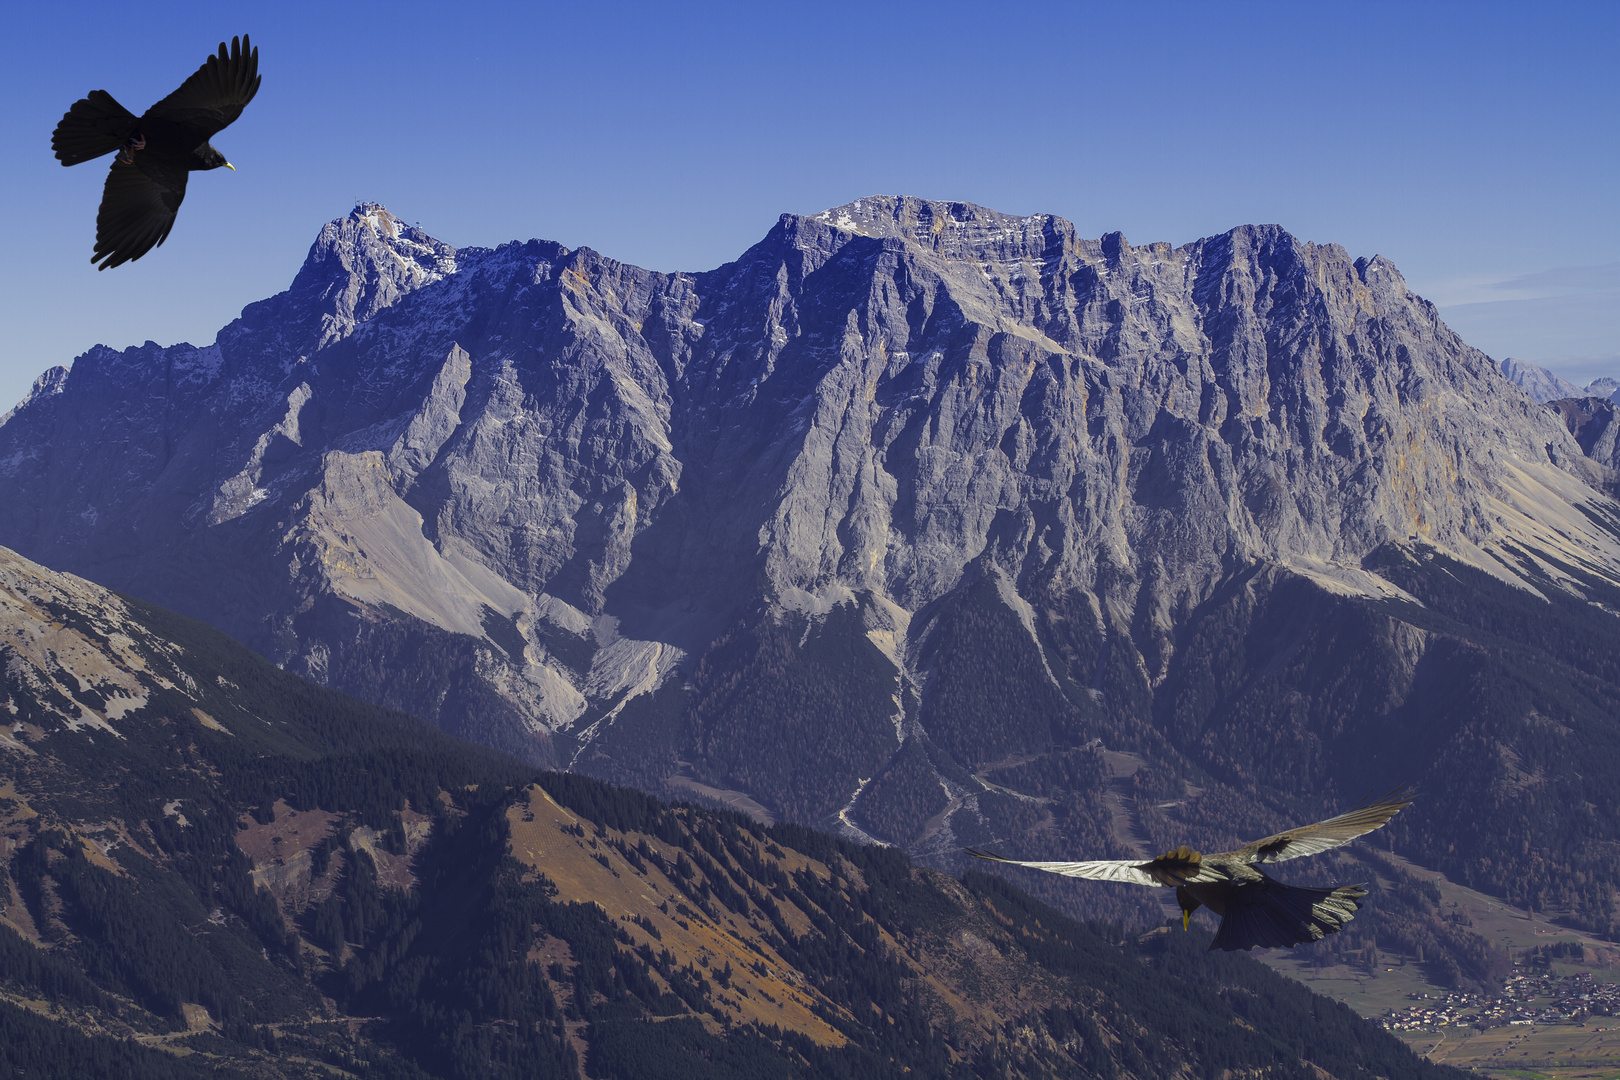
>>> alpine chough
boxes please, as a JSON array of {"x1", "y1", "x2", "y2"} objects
[
  {"x1": 968, "y1": 788, "x2": 1414, "y2": 950},
  {"x1": 52, "y1": 35, "x2": 260, "y2": 270}
]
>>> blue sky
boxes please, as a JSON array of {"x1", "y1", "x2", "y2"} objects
[{"x1": 2, "y1": 0, "x2": 1616, "y2": 409}]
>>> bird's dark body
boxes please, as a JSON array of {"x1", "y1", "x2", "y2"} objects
[
  {"x1": 968, "y1": 790, "x2": 1410, "y2": 952},
  {"x1": 1175, "y1": 863, "x2": 1368, "y2": 952},
  {"x1": 51, "y1": 36, "x2": 259, "y2": 269},
  {"x1": 133, "y1": 116, "x2": 223, "y2": 166}
]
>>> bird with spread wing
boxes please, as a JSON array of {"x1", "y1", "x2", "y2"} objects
[
  {"x1": 968, "y1": 788, "x2": 1414, "y2": 951},
  {"x1": 52, "y1": 35, "x2": 260, "y2": 269}
]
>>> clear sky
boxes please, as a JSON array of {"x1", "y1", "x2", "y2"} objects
[{"x1": 2, "y1": 0, "x2": 1616, "y2": 409}]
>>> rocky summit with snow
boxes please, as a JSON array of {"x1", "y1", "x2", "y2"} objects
[{"x1": 7, "y1": 199, "x2": 1620, "y2": 940}]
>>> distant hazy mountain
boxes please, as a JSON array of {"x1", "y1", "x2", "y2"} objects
[
  {"x1": 1586, "y1": 375, "x2": 1620, "y2": 400},
  {"x1": 1496, "y1": 358, "x2": 1620, "y2": 405},
  {"x1": 1498, "y1": 356, "x2": 1584, "y2": 402},
  {"x1": 6, "y1": 198, "x2": 1620, "y2": 949},
  {"x1": 0, "y1": 543, "x2": 1463, "y2": 1079}
]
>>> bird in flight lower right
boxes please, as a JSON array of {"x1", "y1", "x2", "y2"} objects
[{"x1": 968, "y1": 788, "x2": 1414, "y2": 951}]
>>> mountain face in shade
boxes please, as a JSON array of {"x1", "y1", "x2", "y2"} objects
[
  {"x1": 1548, "y1": 395, "x2": 1620, "y2": 473},
  {"x1": 6, "y1": 198, "x2": 1620, "y2": 950}
]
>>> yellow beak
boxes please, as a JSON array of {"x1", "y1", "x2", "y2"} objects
[
  {"x1": 1182, "y1": 910, "x2": 1191, "y2": 930},
  {"x1": 223, "y1": 162, "x2": 235, "y2": 171}
]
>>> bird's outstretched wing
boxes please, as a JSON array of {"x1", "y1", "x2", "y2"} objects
[
  {"x1": 967, "y1": 849, "x2": 1165, "y2": 886},
  {"x1": 146, "y1": 34, "x2": 261, "y2": 140},
  {"x1": 93, "y1": 160, "x2": 188, "y2": 269},
  {"x1": 1233, "y1": 788, "x2": 1415, "y2": 865},
  {"x1": 965, "y1": 848, "x2": 1227, "y2": 887},
  {"x1": 53, "y1": 90, "x2": 141, "y2": 166}
]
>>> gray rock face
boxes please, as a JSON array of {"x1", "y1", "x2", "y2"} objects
[{"x1": 4, "y1": 196, "x2": 1619, "y2": 821}]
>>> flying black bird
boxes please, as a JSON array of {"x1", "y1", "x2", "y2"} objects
[
  {"x1": 52, "y1": 35, "x2": 260, "y2": 270},
  {"x1": 968, "y1": 788, "x2": 1413, "y2": 951}
]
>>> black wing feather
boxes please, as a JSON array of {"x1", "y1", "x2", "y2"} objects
[
  {"x1": 146, "y1": 34, "x2": 261, "y2": 140},
  {"x1": 52, "y1": 90, "x2": 140, "y2": 166},
  {"x1": 93, "y1": 161, "x2": 188, "y2": 269},
  {"x1": 1209, "y1": 881, "x2": 1366, "y2": 951}
]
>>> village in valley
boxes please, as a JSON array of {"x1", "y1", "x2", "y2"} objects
[
  {"x1": 1380, "y1": 970, "x2": 1620, "y2": 1033},
  {"x1": 1372, "y1": 965, "x2": 1620, "y2": 1077}
]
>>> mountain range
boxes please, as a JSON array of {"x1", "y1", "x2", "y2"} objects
[{"x1": 5, "y1": 195, "x2": 1620, "y2": 968}]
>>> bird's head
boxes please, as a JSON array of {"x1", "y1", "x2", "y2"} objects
[{"x1": 192, "y1": 142, "x2": 234, "y2": 171}]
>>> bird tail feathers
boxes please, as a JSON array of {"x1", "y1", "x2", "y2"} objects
[
  {"x1": 53, "y1": 90, "x2": 139, "y2": 166},
  {"x1": 1210, "y1": 882, "x2": 1366, "y2": 951}
]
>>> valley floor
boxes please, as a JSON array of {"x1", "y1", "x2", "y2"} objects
[
  {"x1": 1408, "y1": 1016, "x2": 1620, "y2": 1080},
  {"x1": 1258, "y1": 853, "x2": 1620, "y2": 1079}
]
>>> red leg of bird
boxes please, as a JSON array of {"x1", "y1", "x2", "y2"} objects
[{"x1": 117, "y1": 133, "x2": 146, "y2": 165}]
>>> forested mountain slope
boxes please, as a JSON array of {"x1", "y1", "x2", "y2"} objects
[{"x1": 0, "y1": 544, "x2": 1465, "y2": 1079}]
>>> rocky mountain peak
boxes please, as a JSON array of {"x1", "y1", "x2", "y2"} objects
[
  {"x1": 0, "y1": 365, "x2": 68, "y2": 426},
  {"x1": 308, "y1": 202, "x2": 458, "y2": 281},
  {"x1": 287, "y1": 201, "x2": 459, "y2": 340},
  {"x1": 805, "y1": 194, "x2": 1064, "y2": 248},
  {"x1": 218, "y1": 202, "x2": 461, "y2": 366}
]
